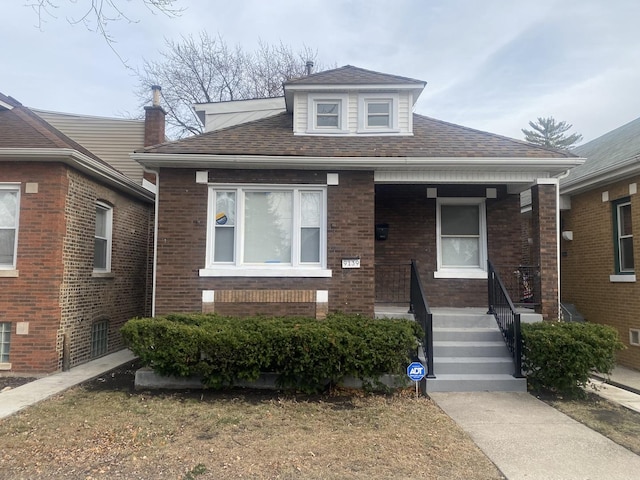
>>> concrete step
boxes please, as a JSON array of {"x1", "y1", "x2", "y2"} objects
[
  {"x1": 433, "y1": 327, "x2": 503, "y2": 342},
  {"x1": 434, "y1": 341, "x2": 510, "y2": 357},
  {"x1": 434, "y1": 356, "x2": 516, "y2": 375},
  {"x1": 425, "y1": 374, "x2": 527, "y2": 393},
  {"x1": 432, "y1": 312, "x2": 497, "y2": 329}
]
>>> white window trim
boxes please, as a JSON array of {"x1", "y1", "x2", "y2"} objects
[
  {"x1": 201, "y1": 184, "x2": 332, "y2": 278},
  {"x1": 614, "y1": 200, "x2": 634, "y2": 274},
  {"x1": 434, "y1": 197, "x2": 488, "y2": 279},
  {"x1": 609, "y1": 274, "x2": 636, "y2": 283},
  {"x1": 0, "y1": 184, "x2": 20, "y2": 271},
  {"x1": 94, "y1": 202, "x2": 113, "y2": 273},
  {"x1": 630, "y1": 328, "x2": 640, "y2": 347},
  {"x1": 306, "y1": 93, "x2": 349, "y2": 134},
  {"x1": 357, "y1": 93, "x2": 399, "y2": 133}
]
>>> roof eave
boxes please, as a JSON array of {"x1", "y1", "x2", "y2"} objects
[
  {"x1": 132, "y1": 152, "x2": 584, "y2": 176},
  {"x1": 0, "y1": 148, "x2": 155, "y2": 203},
  {"x1": 561, "y1": 157, "x2": 640, "y2": 195}
]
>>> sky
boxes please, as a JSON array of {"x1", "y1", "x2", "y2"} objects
[{"x1": 3, "y1": 0, "x2": 640, "y2": 144}]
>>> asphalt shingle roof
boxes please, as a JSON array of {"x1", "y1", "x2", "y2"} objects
[
  {"x1": 565, "y1": 116, "x2": 640, "y2": 185},
  {"x1": 141, "y1": 112, "x2": 575, "y2": 159},
  {"x1": 285, "y1": 65, "x2": 426, "y2": 86}
]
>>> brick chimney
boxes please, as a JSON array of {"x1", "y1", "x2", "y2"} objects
[{"x1": 144, "y1": 85, "x2": 166, "y2": 147}]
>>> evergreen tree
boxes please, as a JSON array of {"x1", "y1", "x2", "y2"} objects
[{"x1": 522, "y1": 116, "x2": 583, "y2": 149}]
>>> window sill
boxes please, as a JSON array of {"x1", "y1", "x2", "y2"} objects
[
  {"x1": 92, "y1": 272, "x2": 115, "y2": 279},
  {"x1": 0, "y1": 269, "x2": 19, "y2": 278},
  {"x1": 609, "y1": 274, "x2": 636, "y2": 283},
  {"x1": 0, "y1": 363, "x2": 11, "y2": 371},
  {"x1": 199, "y1": 267, "x2": 332, "y2": 278},
  {"x1": 434, "y1": 269, "x2": 488, "y2": 280}
]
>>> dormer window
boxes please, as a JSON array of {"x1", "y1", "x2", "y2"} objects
[
  {"x1": 358, "y1": 93, "x2": 399, "y2": 133},
  {"x1": 306, "y1": 93, "x2": 349, "y2": 134}
]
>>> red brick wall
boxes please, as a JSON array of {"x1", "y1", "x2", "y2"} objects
[
  {"x1": 0, "y1": 162, "x2": 153, "y2": 373},
  {"x1": 375, "y1": 185, "x2": 522, "y2": 307},
  {"x1": 531, "y1": 183, "x2": 558, "y2": 319},
  {"x1": 561, "y1": 176, "x2": 640, "y2": 369},
  {"x1": 154, "y1": 169, "x2": 375, "y2": 317},
  {"x1": 0, "y1": 163, "x2": 67, "y2": 372},
  {"x1": 59, "y1": 170, "x2": 153, "y2": 369}
]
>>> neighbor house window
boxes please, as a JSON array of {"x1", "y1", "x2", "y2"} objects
[
  {"x1": 203, "y1": 185, "x2": 329, "y2": 277},
  {"x1": 94, "y1": 202, "x2": 113, "y2": 272},
  {"x1": 434, "y1": 198, "x2": 487, "y2": 279},
  {"x1": 613, "y1": 199, "x2": 634, "y2": 274},
  {"x1": 91, "y1": 319, "x2": 108, "y2": 358},
  {"x1": 357, "y1": 94, "x2": 398, "y2": 132},
  {"x1": 0, "y1": 185, "x2": 20, "y2": 269},
  {"x1": 0, "y1": 322, "x2": 10, "y2": 364},
  {"x1": 307, "y1": 94, "x2": 349, "y2": 134}
]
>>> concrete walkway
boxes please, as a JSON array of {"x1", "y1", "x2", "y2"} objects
[
  {"x1": 431, "y1": 391, "x2": 640, "y2": 480},
  {"x1": 0, "y1": 349, "x2": 136, "y2": 420},
  {"x1": 591, "y1": 365, "x2": 640, "y2": 413}
]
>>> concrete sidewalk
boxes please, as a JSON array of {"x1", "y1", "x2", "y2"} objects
[
  {"x1": 0, "y1": 349, "x2": 136, "y2": 420},
  {"x1": 590, "y1": 365, "x2": 640, "y2": 413},
  {"x1": 430, "y1": 391, "x2": 640, "y2": 480}
]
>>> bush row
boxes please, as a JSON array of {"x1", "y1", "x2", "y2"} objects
[
  {"x1": 521, "y1": 321, "x2": 624, "y2": 396},
  {"x1": 121, "y1": 313, "x2": 422, "y2": 393}
]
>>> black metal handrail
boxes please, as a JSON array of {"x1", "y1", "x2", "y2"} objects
[
  {"x1": 409, "y1": 260, "x2": 435, "y2": 384},
  {"x1": 492, "y1": 264, "x2": 540, "y2": 306},
  {"x1": 487, "y1": 260, "x2": 523, "y2": 378}
]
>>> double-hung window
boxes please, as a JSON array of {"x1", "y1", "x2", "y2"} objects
[
  {"x1": 613, "y1": 199, "x2": 634, "y2": 274},
  {"x1": 307, "y1": 93, "x2": 349, "y2": 134},
  {"x1": 434, "y1": 198, "x2": 487, "y2": 279},
  {"x1": 94, "y1": 202, "x2": 113, "y2": 272},
  {"x1": 358, "y1": 94, "x2": 398, "y2": 133},
  {"x1": 203, "y1": 185, "x2": 330, "y2": 277},
  {"x1": 0, "y1": 185, "x2": 19, "y2": 270}
]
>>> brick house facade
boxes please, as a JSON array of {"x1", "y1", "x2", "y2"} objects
[
  {"x1": 0, "y1": 94, "x2": 154, "y2": 373},
  {"x1": 561, "y1": 117, "x2": 640, "y2": 370},
  {"x1": 135, "y1": 66, "x2": 579, "y2": 322}
]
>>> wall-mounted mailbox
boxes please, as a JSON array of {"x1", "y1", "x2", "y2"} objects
[{"x1": 375, "y1": 223, "x2": 389, "y2": 241}]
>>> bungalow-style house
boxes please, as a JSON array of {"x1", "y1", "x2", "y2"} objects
[
  {"x1": 133, "y1": 66, "x2": 583, "y2": 391},
  {"x1": 560, "y1": 116, "x2": 640, "y2": 371},
  {"x1": 0, "y1": 92, "x2": 158, "y2": 374}
]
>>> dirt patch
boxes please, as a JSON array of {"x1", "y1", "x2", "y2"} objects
[
  {"x1": 537, "y1": 389, "x2": 640, "y2": 456},
  {"x1": 0, "y1": 363, "x2": 505, "y2": 480},
  {"x1": 0, "y1": 376, "x2": 35, "y2": 391}
]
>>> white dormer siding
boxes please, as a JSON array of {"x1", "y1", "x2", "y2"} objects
[{"x1": 293, "y1": 90, "x2": 414, "y2": 136}]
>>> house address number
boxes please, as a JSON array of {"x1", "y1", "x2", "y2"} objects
[{"x1": 341, "y1": 258, "x2": 361, "y2": 269}]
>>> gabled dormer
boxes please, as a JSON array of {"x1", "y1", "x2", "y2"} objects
[{"x1": 284, "y1": 65, "x2": 426, "y2": 136}]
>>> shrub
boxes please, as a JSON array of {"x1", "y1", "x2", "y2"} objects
[
  {"x1": 521, "y1": 321, "x2": 624, "y2": 397},
  {"x1": 121, "y1": 313, "x2": 422, "y2": 393}
]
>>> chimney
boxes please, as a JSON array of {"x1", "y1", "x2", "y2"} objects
[
  {"x1": 144, "y1": 85, "x2": 166, "y2": 147},
  {"x1": 305, "y1": 61, "x2": 314, "y2": 76}
]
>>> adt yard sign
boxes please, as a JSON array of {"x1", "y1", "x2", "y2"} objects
[{"x1": 407, "y1": 362, "x2": 426, "y2": 381}]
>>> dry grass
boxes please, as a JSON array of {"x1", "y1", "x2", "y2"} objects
[
  {"x1": 0, "y1": 365, "x2": 503, "y2": 480},
  {"x1": 542, "y1": 391, "x2": 640, "y2": 456}
]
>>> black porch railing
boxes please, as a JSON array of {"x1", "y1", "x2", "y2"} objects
[
  {"x1": 375, "y1": 262, "x2": 411, "y2": 304},
  {"x1": 487, "y1": 260, "x2": 523, "y2": 378},
  {"x1": 492, "y1": 264, "x2": 540, "y2": 306},
  {"x1": 409, "y1": 260, "x2": 435, "y2": 383}
]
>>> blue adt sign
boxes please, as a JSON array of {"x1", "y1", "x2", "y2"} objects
[{"x1": 407, "y1": 362, "x2": 426, "y2": 381}]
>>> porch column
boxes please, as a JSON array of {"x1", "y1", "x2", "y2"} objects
[{"x1": 531, "y1": 180, "x2": 559, "y2": 320}]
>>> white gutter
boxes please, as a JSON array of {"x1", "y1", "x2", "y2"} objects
[
  {"x1": 132, "y1": 153, "x2": 584, "y2": 173},
  {"x1": 143, "y1": 167, "x2": 160, "y2": 317},
  {"x1": 0, "y1": 148, "x2": 154, "y2": 203}
]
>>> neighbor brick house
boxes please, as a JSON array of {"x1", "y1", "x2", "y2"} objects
[
  {"x1": 0, "y1": 93, "x2": 156, "y2": 373},
  {"x1": 560, "y1": 116, "x2": 640, "y2": 370},
  {"x1": 133, "y1": 66, "x2": 582, "y2": 322}
]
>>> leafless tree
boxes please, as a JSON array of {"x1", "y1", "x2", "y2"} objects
[
  {"x1": 136, "y1": 32, "x2": 326, "y2": 138},
  {"x1": 26, "y1": 0, "x2": 182, "y2": 62}
]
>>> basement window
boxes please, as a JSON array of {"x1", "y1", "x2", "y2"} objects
[
  {"x1": 0, "y1": 322, "x2": 11, "y2": 365},
  {"x1": 630, "y1": 329, "x2": 640, "y2": 347},
  {"x1": 91, "y1": 320, "x2": 108, "y2": 358}
]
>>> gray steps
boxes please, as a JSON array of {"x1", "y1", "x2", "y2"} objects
[{"x1": 426, "y1": 311, "x2": 525, "y2": 393}]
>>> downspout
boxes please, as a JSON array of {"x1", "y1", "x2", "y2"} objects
[
  {"x1": 554, "y1": 170, "x2": 572, "y2": 320},
  {"x1": 144, "y1": 167, "x2": 159, "y2": 317}
]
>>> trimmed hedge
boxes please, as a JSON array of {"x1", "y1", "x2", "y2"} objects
[
  {"x1": 521, "y1": 321, "x2": 624, "y2": 396},
  {"x1": 121, "y1": 313, "x2": 422, "y2": 393}
]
